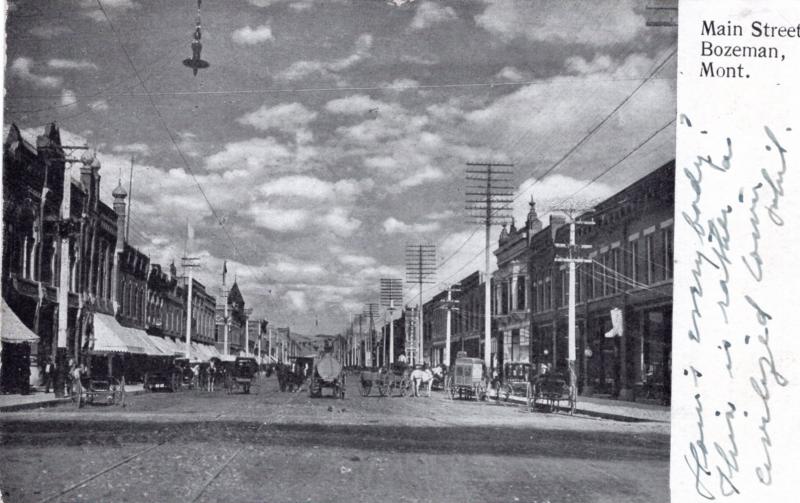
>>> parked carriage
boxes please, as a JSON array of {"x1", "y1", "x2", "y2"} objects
[
  {"x1": 309, "y1": 352, "x2": 345, "y2": 399},
  {"x1": 225, "y1": 356, "x2": 259, "y2": 394},
  {"x1": 359, "y1": 364, "x2": 408, "y2": 397},
  {"x1": 527, "y1": 369, "x2": 574, "y2": 413},
  {"x1": 69, "y1": 362, "x2": 126, "y2": 408},
  {"x1": 446, "y1": 357, "x2": 487, "y2": 401},
  {"x1": 497, "y1": 361, "x2": 532, "y2": 401}
]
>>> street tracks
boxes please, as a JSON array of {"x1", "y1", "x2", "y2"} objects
[{"x1": 36, "y1": 377, "x2": 294, "y2": 503}]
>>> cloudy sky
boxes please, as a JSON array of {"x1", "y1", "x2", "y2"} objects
[{"x1": 3, "y1": 0, "x2": 677, "y2": 334}]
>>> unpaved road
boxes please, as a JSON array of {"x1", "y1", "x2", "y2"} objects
[{"x1": 0, "y1": 374, "x2": 669, "y2": 503}]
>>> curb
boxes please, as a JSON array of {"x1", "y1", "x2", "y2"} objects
[
  {"x1": 491, "y1": 393, "x2": 669, "y2": 423},
  {"x1": 0, "y1": 389, "x2": 148, "y2": 413}
]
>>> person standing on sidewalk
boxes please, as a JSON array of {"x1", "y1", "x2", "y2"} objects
[{"x1": 42, "y1": 358, "x2": 54, "y2": 393}]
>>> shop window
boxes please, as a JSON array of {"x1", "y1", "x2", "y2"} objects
[
  {"x1": 662, "y1": 227, "x2": 673, "y2": 279},
  {"x1": 646, "y1": 235, "x2": 655, "y2": 284}
]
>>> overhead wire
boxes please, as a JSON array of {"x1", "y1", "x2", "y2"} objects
[{"x1": 92, "y1": 0, "x2": 275, "y2": 298}]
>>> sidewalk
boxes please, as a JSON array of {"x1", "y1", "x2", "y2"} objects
[
  {"x1": 491, "y1": 389, "x2": 670, "y2": 423},
  {"x1": 0, "y1": 384, "x2": 146, "y2": 413}
]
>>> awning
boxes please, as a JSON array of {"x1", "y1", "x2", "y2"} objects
[
  {"x1": 92, "y1": 314, "x2": 134, "y2": 353},
  {"x1": 1, "y1": 299, "x2": 40, "y2": 344},
  {"x1": 148, "y1": 335, "x2": 183, "y2": 357},
  {"x1": 93, "y1": 314, "x2": 163, "y2": 355}
]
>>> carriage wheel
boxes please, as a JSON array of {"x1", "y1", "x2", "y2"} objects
[{"x1": 526, "y1": 383, "x2": 534, "y2": 412}]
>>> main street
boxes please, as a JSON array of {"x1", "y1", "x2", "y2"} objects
[{"x1": 1, "y1": 375, "x2": 669, "y2": 503}]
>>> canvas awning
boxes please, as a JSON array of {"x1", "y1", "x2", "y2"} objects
[
  {"x1": 91, "y1": 314, "x2": 135, "y2": 353},
  {"x1": 93, "y1": 314, "x2": 162, "y2": 355},
  {"x1": 148, "y1": 335, "x2": 183, "y2": 357},
  {"x1": 1, "y1": 299, "x2": 40, "y2": 344}
]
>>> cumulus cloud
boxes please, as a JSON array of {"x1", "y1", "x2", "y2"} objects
[
  {"x1": 398, "y1": 166, "x2": 445, "y2": 188},
  {"x1": 495, "y1": 66, "x2": 529, "y2": 82},
  {"x1": 236, "y1": 102, "x2": 317, "y2": 141},
  {"x1": 232, "y1": 24, "x2": 274, "y2": 45},
  {"x1": 322, "y1": 207, "x2": 361, "y2": 237},
  {"x1": 80, "y1": 0, "x2": 139, "y2": 22},
  {"x1": 285, "y1": 290, "x2": 308, "y2": 310},
  {"x1": 258, "y1": 176, "x2": 370, "y2": 202},
  {"x1": 410, "y1": 2, "x2": 457, "y2": 30},
  {"x1": 475, "y1": 0, "x2": 645, "y2": 46},
  {"x1": 10, "y1": 57, "x2": 62, "y2": 88},
  {"x1": 47, "y1": 59, "x2": 98, "y2": 70},
  {"x1": 382, "y1": 217, "x2": 439, "y2": 235},
  {"x1": 60, "y1": 89, "x2": 79, "y2": 111},
  {"x1": 338, "y1": 254, "x2": 376, "y2": 267},
  {"x1": 278, "y1": 33, "x2": 372, "y2": 81},
  {"x1": 89, "y1": 99, "x2": 109, "y2": 111},
  {"x1": 204, "y1": 137, "x2": 295, "y2": 173},
  {"x1": 29, "y1": 26, "x2": 72, "y2": 39}
]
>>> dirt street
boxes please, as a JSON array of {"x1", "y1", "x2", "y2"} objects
[{"x1": 0, "y1": 375, "x2": 669, "y2": 503}]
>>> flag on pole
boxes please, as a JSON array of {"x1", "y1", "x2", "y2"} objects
[{"x1": 222, "y1": 260, "x2": 228, "y2": 285}]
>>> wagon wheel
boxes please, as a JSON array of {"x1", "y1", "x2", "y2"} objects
[
  {"x1": 526, "y1": 382, "x2": 534, "y2": 412},
  {"x1": 501, "y1": 384, "x2": 512, "y2": 402}
]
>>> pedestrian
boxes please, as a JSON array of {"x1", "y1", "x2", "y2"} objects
[
  {"x1": 42, "y1": 357, "x2": 54, "y2": 393},
  {"x1": 207, "y1": 360, "x2": 216, "y2": 392}
]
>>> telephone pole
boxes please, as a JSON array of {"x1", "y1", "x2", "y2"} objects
[
  {"x1": 363, "y1": 303, "x2": 379, "y2": 367},
  {"x1": 183, "y1": 222, "x2": 200, "y2": 359},
  {"x1": 380, "y1": 278, "x2": 403, "y2": 364},
  {"x1": 406, "y1": 244, "x2": 436, "y2": 365},
  {"x1": 49, "y1": 144, "x2": 91, "y2": 397},
  {"x1": 466, "y1": 162, "x2": 513, "y2": 368},
  {"x1": 439, "y1": 284, "x2": 460, "y2": 368},
  {"x1": 554, "y1": 208, "x2": 594, "y2": 414}
]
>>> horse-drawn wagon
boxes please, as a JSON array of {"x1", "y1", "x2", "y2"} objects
[
  {"x1": 359, "y1": 364, "x2": 408, "y2": 397},
  {"x1": 309, "y1": 352, "x2": 345, "y2": 399},
  {"x1": 497, "y1": 361, "x2": 532, "y2": 401},
  {"x1": 527, "y1": 369, "x2": 574, "y2": 413},
  {"x1": 69, "y1": 363, "x2": 126, "y2": 408},
  {"x1": 225, "y1": 356, "x2": 259, "y2": 394},
  {"x1": 446, "y1": 357, "x2": 487, "y2": 401}
]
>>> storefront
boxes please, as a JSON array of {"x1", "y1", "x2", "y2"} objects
[{"x1": 1, "y1": 299, "x2": 40, "y2": 393}]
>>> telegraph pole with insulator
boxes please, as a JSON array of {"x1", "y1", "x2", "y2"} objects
[
  {"x1": 466, "y1": 162, "x2": 514, "y2": 368},
  {"x1": 405, "y1": 244, "x2": 436, "y2": 365}
]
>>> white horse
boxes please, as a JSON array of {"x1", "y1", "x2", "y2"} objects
[{"x1": 410, "y1": 368, "x2": 434, "y2": 397}]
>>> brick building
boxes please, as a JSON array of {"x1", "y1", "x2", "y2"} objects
[{"x1": 528, "y1": 160, "x2": 674, "y2": 402}]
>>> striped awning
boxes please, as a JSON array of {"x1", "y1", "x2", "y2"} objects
[
  {"x1": 148, "y1": 335, "x2": 183, "y2": 357},
  {"x1": 93, "y1": 314, "x2": 163, "y2": 355},
  {"x1": 92, "y1": 314, "x2": 135, "y2": 353},
  {"x1": 1, "y1": 299, "x2": 40, "y2": 344}
]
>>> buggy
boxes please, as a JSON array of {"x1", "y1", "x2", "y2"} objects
[
  {"x1": 226, "y1": 356, "x2": 259, "y2": 394},
  {"x1": 359, "y1": 363, "x2": 408, "y2": 397},
  {"x1": 497, "y1": 361, "x2": 532, "y2": 402},
  {"x1": 527, "y1": 369, "x2": 575, "y2": 413},
  {"x1": 69, "y1": 361, "x2": 126, "y2": 408}
]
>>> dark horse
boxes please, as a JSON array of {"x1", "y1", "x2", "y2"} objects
[{"x1": 276, "y1": 363, "x2": 306, "y2": 392}]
